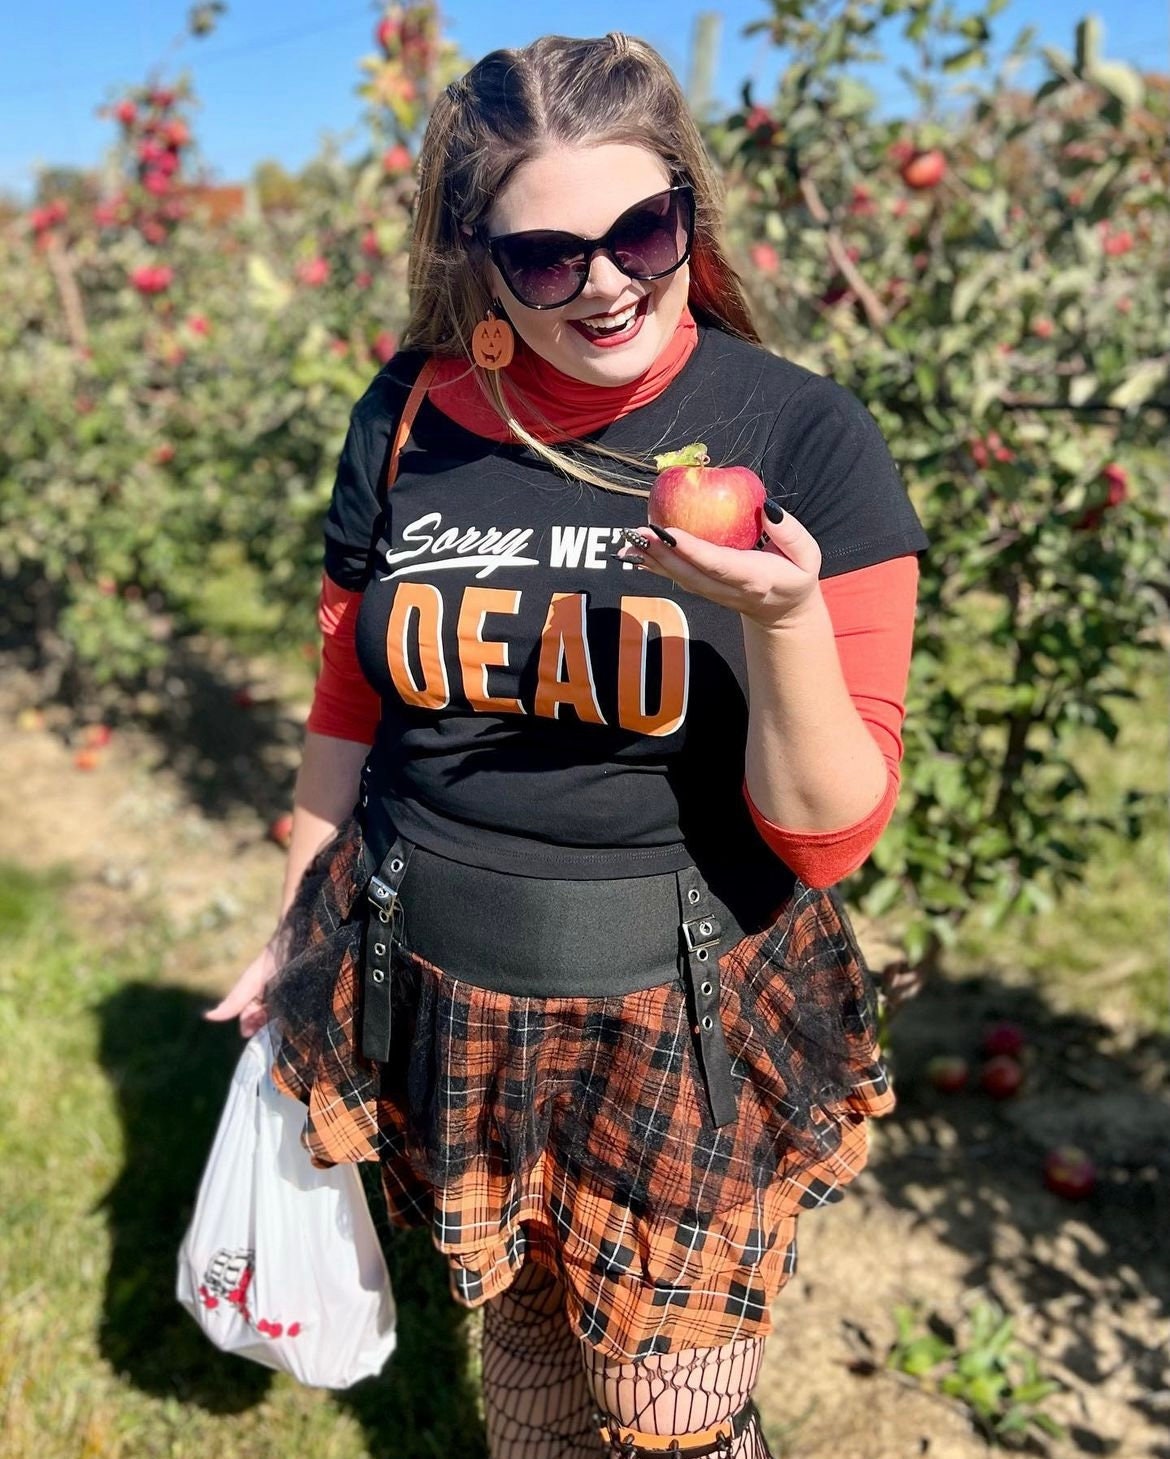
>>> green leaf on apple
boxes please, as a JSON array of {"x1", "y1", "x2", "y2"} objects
[{"x1": 654, "y1": 443, "x2": 710, "y2": 471}]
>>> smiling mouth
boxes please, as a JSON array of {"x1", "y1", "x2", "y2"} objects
[{"x1": 568, "y1": 295, "x2": 649, "y2": 344}]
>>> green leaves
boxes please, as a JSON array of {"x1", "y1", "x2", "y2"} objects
[
  {"x1": 1108, "y1": 360, "x2": 1169, "y2": 412},
  {"x1": 723, "y1": 0, "x2": 1167, "y2": 966},
  {"x1": 888, "y1": 1299, "x2": 1067, "y2": 1441}
]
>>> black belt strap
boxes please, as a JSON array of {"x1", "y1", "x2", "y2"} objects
[
  {"x1": 675, "y1": 865, "x2": 738, "y2": 1129},
  {"x1": 356, "y1": 828, "x2": 740, "y2": 1130},
  {"x1": 360, "y1": 833, "x2": 415, "y2": 1063}
]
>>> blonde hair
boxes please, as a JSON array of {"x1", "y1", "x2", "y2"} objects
[{"x1": 401, "y1": 32, "x2": 760, "y2": 496}]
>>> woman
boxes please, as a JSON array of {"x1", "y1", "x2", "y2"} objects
[{"x1": 207, "y1": 31, "x2": 927, "y2": 1459}]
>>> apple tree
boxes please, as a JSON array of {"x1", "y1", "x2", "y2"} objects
[{"x1": 714, "y1": 0, "x2": 1169, "y2": 971}]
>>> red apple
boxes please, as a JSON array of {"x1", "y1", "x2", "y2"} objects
[
  {"x1": 979, "y1": 1054, "x2": 1023, "y2": 1100},
  {"x1": 901, "y1": 149, "x2": 947, "y2": 190},
  {"x1": 927, "y1": 1055, "x2": 969, "y2": 1093},
  {"x1": 296, "y1": 256, "x2": 330, "y2": 288},
  {"x1": 981, "y1": 1021, "x2": 1026, "y2": 1058},
  {"x1": 74, "y1": 749, "x2": 101, "y2": 771},
  {"x1": 744, "y1": 106, "x2": 776, "y2": 141},
  {"x1": 382, "y1": 144, "x2": 413, "y2": 177},
  {"x1": 114, "y1": 99, "x2": 138, "y2": 127},
  {"x1": 749, "y1": 242, "x2": 780, "y2": 276},
  {"x1": 82, "y1": 724, "x2": 113, "y2": 749},
  {"x1": 1043, "y1": 1146, "x2": 1096, "y2": 1200},
  {"x1": 269, "y1": 814, "x2": 294, "y2": 850},
  {"x1": 1101, "y1": 463, "x2": 1128, "y2": 504},
  {"x1": 376, "y1": 14, "x2": 401, "y2": 53},
  {"x1": 887, "y1": 138, "x2": 916, "y2": 168},
  {"x1": 648, "y1": 443, "x2": 766, "y2": 551}
]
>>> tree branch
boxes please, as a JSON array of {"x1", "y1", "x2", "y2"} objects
[
  {"x1": 44, "y1": 236, "x2": 89, "y2": 353},
  {"x1": 797, "y1": 174, "x2": 890, "y2": 330}
]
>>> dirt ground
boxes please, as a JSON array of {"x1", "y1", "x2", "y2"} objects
[{"x1": 3, "y1": 641, "x2": 1167, "y2": 1459}]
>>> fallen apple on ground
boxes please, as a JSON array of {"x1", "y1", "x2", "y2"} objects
[
  {"x1": 981, "y1": 1021, "x2": 1026, "y2": 1058},
  {"x1": 1043, "y1": 1146, "x2": 1097, "y2": 1200},
  {"x1": 648, "y1": 443, "x2": 766, "y2": 550},
  {"x1": 980, "y1": 1054, "x2": 1024, "y2": 1099},
  {"x1": 927, "y1": 1055, "x2": 969, "y2": 1093}
]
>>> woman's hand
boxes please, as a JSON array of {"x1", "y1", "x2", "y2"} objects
[
  {"x1": 617, "y1": 502, "x2": 823, "y2": 631},
  {"x1": 203, "y1": 937, "x2": 281, "y2": 1038}
]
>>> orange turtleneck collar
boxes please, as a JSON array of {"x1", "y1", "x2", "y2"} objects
[{"x1": 426, "y1": 305, "x2": 699, "y2": 443}]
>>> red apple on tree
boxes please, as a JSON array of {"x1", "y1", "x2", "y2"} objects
[
  {"x1": 749, "y1": 242, "x2": 780, "y2": 275},
  {"x1": 648, "y1": 443, "x2": 766, "y2": 551},
  {"x1": 901, "y1": 149, "x2": 947, "y2": 190},
  {"x1": 382, "y1": 144, "x2": 413, "y2": 177}
]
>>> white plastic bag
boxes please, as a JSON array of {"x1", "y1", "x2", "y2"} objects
[{"x1": 176, "y1": 1025, "x2": 397, "y2": 1388}]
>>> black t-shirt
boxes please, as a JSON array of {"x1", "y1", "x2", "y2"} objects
[{"x1": 325, "y1": 324, "x2": 928, "y2": 892}]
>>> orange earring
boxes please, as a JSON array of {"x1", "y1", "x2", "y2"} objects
[{"x1": 471, "y1": 306, "x2": 515, "y2": 370}]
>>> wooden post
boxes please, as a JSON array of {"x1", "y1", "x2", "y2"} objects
[{"x1": 686, "y1": 12, "x2": 722, "y2": 121}]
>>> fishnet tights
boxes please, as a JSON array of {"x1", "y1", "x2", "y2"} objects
[
  {"x1": 481, "y1": 1262, "x2": 773, "y2": 1459},
  {"x1": 481, "y1": 1259, "x2": 605, "y2": 1458}
]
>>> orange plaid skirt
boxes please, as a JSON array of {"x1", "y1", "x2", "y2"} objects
[{"x1": 266, "y1": 815, "x2": 896, "y2": 1363}]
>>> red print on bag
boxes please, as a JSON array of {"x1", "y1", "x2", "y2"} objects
[{"x1": 201, "y1": 1248, "x2": 300, "y2": 1337}]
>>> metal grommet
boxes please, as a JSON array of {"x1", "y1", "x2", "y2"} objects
[
  {"x1": 371, "y1": 968, "x2": 386, "y2": 984},
  {"x1": 699, "y1": 920, "x2": 713, "y2": 936},
  {"x1": 687, "y1": 888, "x2": 700, "y2": 904},
  {"x1": 373, "y1": 942, "x2": 386, "y2": 956},
  {"x1": 390, "y1": 857, "x2": 404, "y2": 874},
  {"x1": 701, "y1": 1015, "x2": 714, "y2": 1030},
  {"x1": 700, "y1": 980, "x2": 713, "y2": 996},
  {"x1": 696, "y1": 947, "x2": 709, "y2": 961}
]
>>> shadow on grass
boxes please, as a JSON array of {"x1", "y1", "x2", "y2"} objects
[
  {"x1": 95, "y1": 983, "x2": 485, "y2": 1456},
  {"x1": 876, "y1": 972, "x2": 1170, "y2": 1456}
]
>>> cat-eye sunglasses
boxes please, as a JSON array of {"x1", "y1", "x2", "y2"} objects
[{"x1": 471, "y1": 184, "x2": 696, "y2": 310}]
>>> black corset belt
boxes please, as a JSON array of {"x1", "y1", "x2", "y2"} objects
[{"x1": 354, "y1": 831, "x2": 787, "y2": 1130}]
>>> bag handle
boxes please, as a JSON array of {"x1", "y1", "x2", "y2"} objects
[{"x1": 385, "y1": 357, "x2": 441, "y2": 491}]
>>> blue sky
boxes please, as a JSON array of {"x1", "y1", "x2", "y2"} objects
[{"x1": 3, "y1": 1, "x2": 1166, "y2": 199}]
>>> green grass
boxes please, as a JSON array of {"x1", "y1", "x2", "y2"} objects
[
  {"x1": 0, "y1": 868, "x2": 485, "y2": 1459},
  {"x1": 2, "y1": 648, "x2": 1164, "y2": 1456}
]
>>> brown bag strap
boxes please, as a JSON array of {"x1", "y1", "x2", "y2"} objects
[{"x1": 385, "y1": 357, "x2": 441, "y2": 490}]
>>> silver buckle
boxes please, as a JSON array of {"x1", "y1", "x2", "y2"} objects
[
  {"x1": 682, "y1": 915, "x2": 720, "y2": 953},
  {"x1": 367, "y1": 871, "x2": 402, "y2": 916}
]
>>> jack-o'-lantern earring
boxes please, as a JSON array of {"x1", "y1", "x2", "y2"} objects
[{"x1": 471, "y1": 303, "x2": 515, "y2": 371}]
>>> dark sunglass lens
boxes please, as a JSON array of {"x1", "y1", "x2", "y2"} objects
[
  {"x1": 612, "y1": 191, "x2": 691, "y2": 277},
  {"x1": 495, "y1": 236, "x2": 585, "y2": 307}
]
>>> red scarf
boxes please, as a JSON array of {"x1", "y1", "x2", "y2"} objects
[{"x1": 427, "y1": 306, "x2": 698, "y2": 443}]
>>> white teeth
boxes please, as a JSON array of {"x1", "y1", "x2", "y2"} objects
[{"x1": 580, "y1": 302, "x2": 638, "y2": 334}]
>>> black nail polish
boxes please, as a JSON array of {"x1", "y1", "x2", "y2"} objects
[
  {"x1": 648, "y1": 523, "x2": 677, "y2": 547},
  {"x1": 764, "y1": 496, "x2": 785, "y2": 523}
]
